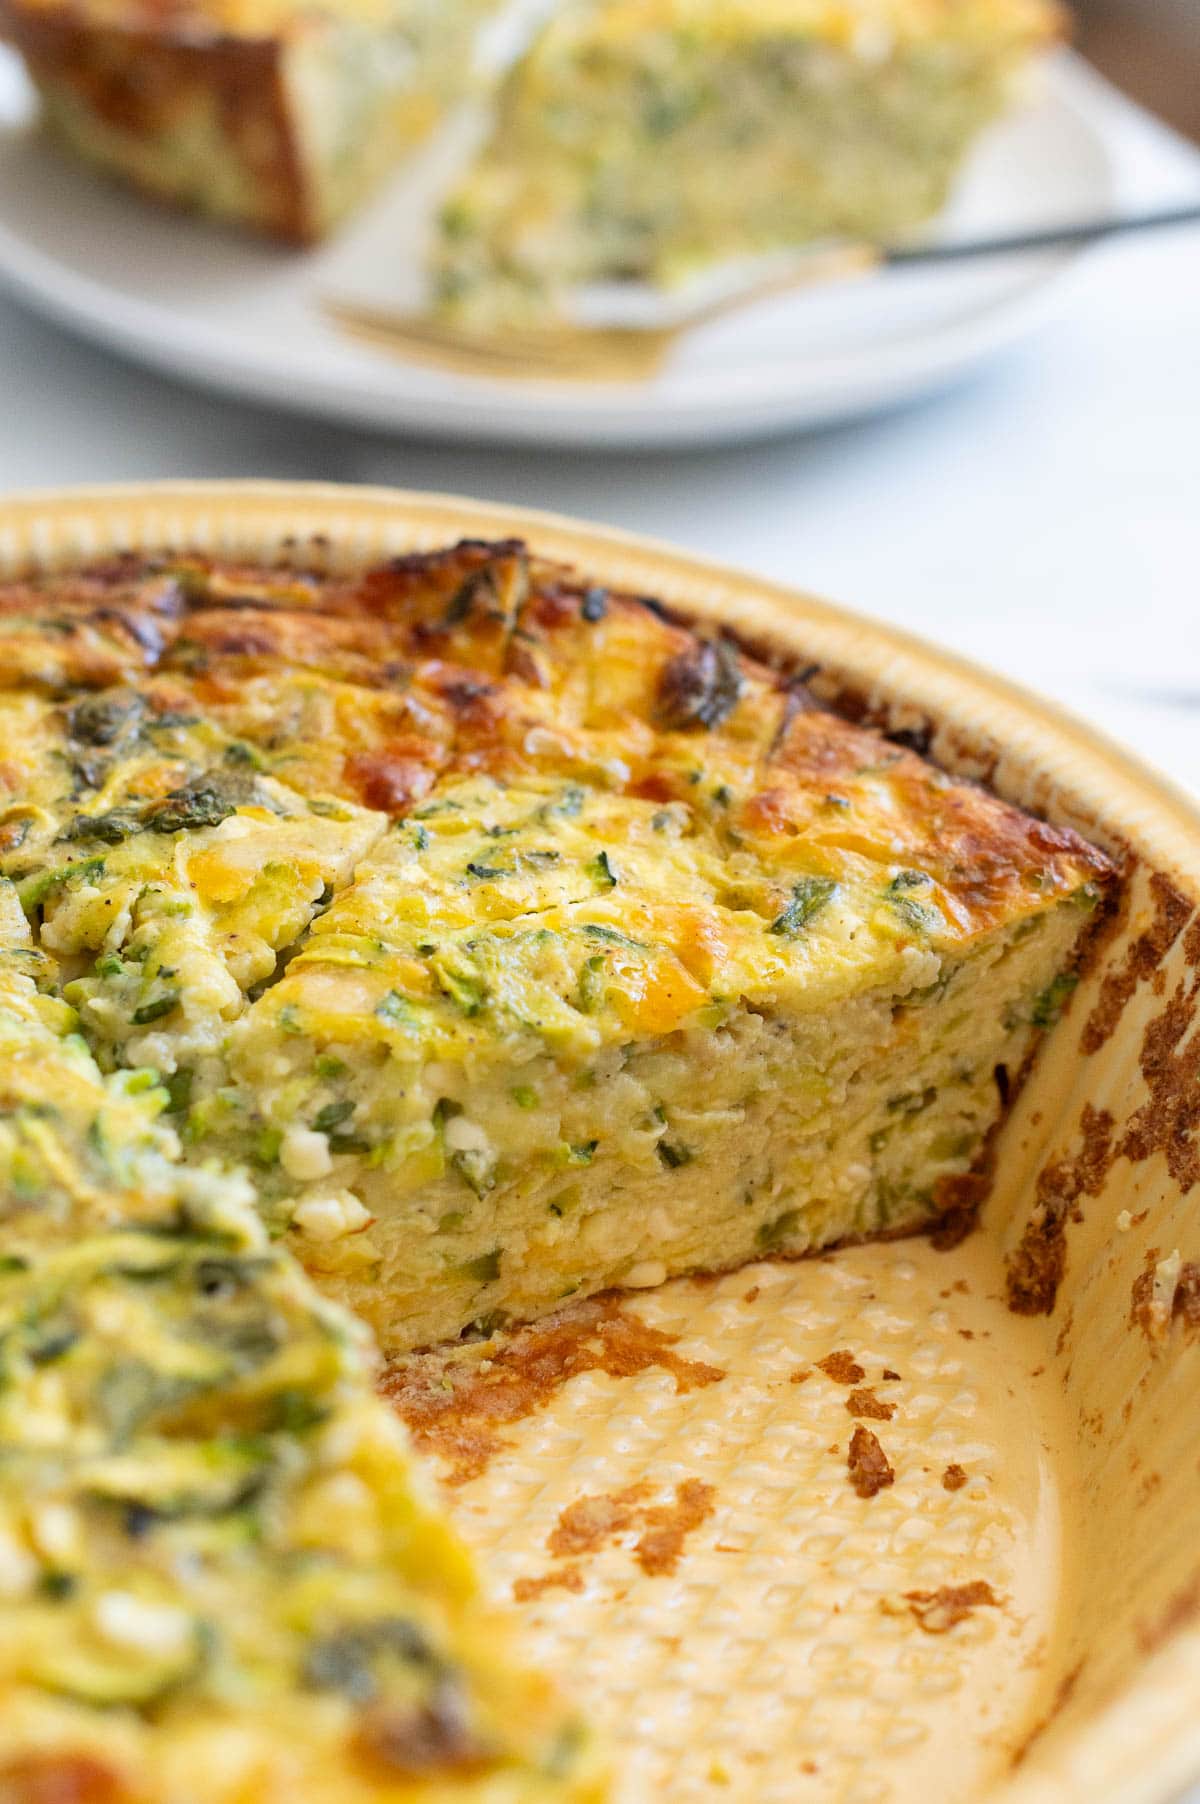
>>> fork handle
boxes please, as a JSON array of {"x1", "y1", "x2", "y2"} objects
[{"x1": 884, "y1": 202, "x2": 1200, "y2": 265}]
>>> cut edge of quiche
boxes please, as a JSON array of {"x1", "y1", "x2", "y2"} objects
[{"x1": 0, "y1": 536, "x2": 1112, "y2": 1799}]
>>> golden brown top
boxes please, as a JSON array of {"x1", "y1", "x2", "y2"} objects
[{"x1": 0, "y1": 538, "x2": 1110, "y2": 957}]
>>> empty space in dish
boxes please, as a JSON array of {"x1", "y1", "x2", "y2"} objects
[{"x1": 396, "y1": 1237, "x2": 1066, "y2": 1804}]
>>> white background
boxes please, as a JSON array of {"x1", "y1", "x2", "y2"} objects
[{"x1": 0, "y1": 80, "x2": 1196, "y2": 798}]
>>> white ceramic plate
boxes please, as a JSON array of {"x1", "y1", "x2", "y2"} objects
[{"x1": 0, "y1": 49, "x2": 1113, "y2": 448}]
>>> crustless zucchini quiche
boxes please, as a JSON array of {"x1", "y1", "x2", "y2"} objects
[{"x1": 0, "y1": 538, "x2": 1108, "y2": 1799}]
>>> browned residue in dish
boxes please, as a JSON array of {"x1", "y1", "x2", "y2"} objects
[
  {"x1": 1010, "y1": 1661, "x2": 1085, "y2": 1766},
  {"x1": 847, "y1": 1426, "x2": 894, "y2": 1498},
  {"x1": 902, "y1": 1581, "x2": 1000, "y2": 1634},
  {"x1": 1006, "y1": 1104, "x2": 1116, "y2": 1316},
  {"x1": 929, "y1": 1171, "x2": 989, "y2": 1249},
  {"x1": 845, "y1": 1387, "x2": 894, "y2": 1421},
  {"x1": 512, "y1": 1565, "x2": 585, "y2": 1604},
  {"x1": 1009, "y1": 899, "x2": 1200, "y2": 1319},
  {"x1": 1129, "y1": 1254, "x2": 1200, "y2": 1344},
  {"x1": 1080, "y1": 873, "x2": 1193, "y2": 1054},
  {"x1": 549, "y1": 1484, "x2": 651, "y2": 1559},
  {"x1": 546, "y1": 1479, "x2": 716, "y2": 1578},
  {"x1": 1120, "y1": 921, "x2": 1200, "y2": 1194},
  {"x1": 634, "y1": 1479, "x2": 718, "y2": 1576},
  {"x1": 942, "y1": 1463, "x2": 969, "y2": 1491},
  {"x1": 817, "y1": 1349, "x2": 865, "y2": 1385},
  {"x1": 379, "y1": 1295, "x2": 724, "y2": 1484}
]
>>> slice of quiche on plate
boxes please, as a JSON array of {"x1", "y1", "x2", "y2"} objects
[
  {"x1": 431, "y1": 0, "x2": 1065, "y2": 326},
  {"x1": 0, "y1": 0, "x2": 498, "y2": 241}
]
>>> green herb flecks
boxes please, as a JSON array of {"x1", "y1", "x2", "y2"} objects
[
  {"x1": 130, "y1": 990, "x2": 180, "y2": 1026},
  {"x1": 18, "y1": 856, "x2": 106, "y2": 914},
  {"x1": 312, "y1": 1101, "x2": 355, "y2": 1135},
  {"x1": 59, "y1": 808, "x2": 144, "y2": 845},
  {"x1": 577, "y1": 955, "x2": 606, "y2": 1014},
  {"x1": 885, "y1": 870, "x2": 940, "y2": 935},
  {"x1": 582, "y1": 924, "x2": 644, "y2": 949},
  {"x1": 435, "y1": 956, "x2": 487, "y2": 1017},
  {"x1": 769, "y1": 876, "x2": 836, "y2": 937},
  {"x1": 1031, "y1": 970, "x2": 1079, "y2": 1028},
  {"x1": 587, "y1": 851, "x2": 617, "y2": 890},
  {"x1": 375, "y1": 991, "x2": 424, "y2": 1034},
  {"x1": 459, "y1": 1247, "x2": 501, "y2": 1283},
  {"x1": 145, "y1": 772, "x2": 255, "y2": 835}
]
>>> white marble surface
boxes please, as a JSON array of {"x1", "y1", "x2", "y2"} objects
[{"x1": 0, "y1": 75, "x2": 1196, "y2": 796}]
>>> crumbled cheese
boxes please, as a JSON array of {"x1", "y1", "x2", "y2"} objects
[
  {"x1": 1152, "y1": 1249, "x2": 1183, "y2": 1323},
  {"x1": 1116, "y1": 1209, "x2": 1133, "y2": 1232},
  {"x1": 125, "y1": 1031, "x2": 179, "y2": 1072},
  {"x1": 292, "y1": 1191, "x2": 372, "y2": 1242},
  {"x1": 625, "y1": 1260, "x2": 667, "y2": 1289},
  {"x1": 94, "y1": 1591, "x2": 193, "y2": 1657},
  {"x1": 442, "y1": 1116, "x2": 492, "y2": 1156},
  {"x1": 212, "y1": 815, "x2": 257, "y2": 841},
  {"x1": 898, "y1": 945, "x2": 941, "y2": 988},
  {"x1": 523, "y1": 726, "x2": 572, "y2": 760},
  {"x1": 0, "y1": 1529, "x2": 36, "y2": 1599},
  {"x1": 31, "y1": 1501, "x2": 81, "y2": 1564},
  {"x1": 280, "y1": 1125, "x2": 334, "y2": 1181}
]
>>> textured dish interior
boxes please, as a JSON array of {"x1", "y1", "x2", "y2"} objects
[
  {"x1": 1, "y1": 485, "x2": 1198, "y2": 1804},
  {"x1": 432, "y1": 1237, "x2": 1064, "y2": 1804}
]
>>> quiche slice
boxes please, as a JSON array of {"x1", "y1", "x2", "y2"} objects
[
  {"x1": 433, "y1": 0, "x2": 1063, "y2": 325},
  {"x1": 0, "y1": 541, "x2": 1111, "y2": 1366},
  {"x1": 0, "y1": 887, "x2": 601, "y2": 1802},
  {"x1": 0, "y1": 0, "x2": 497, "y2": 241}
]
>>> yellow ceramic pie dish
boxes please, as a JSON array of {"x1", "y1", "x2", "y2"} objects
[{"x1": 0, "y1": 482, "x2": 1196, "y2": 1804}]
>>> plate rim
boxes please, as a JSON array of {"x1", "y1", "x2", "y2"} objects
[{"x1": 0, "y1": 52, "x2": 1116, "y2": 446}]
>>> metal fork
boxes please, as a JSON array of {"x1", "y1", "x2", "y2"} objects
[{"x1": 324, "y1": 203, "x2": 1200, "y2": 383}]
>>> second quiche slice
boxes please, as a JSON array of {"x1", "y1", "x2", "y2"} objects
[{"x1": 433, "y1": 0, "x2": 1064, "y2": 324}]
